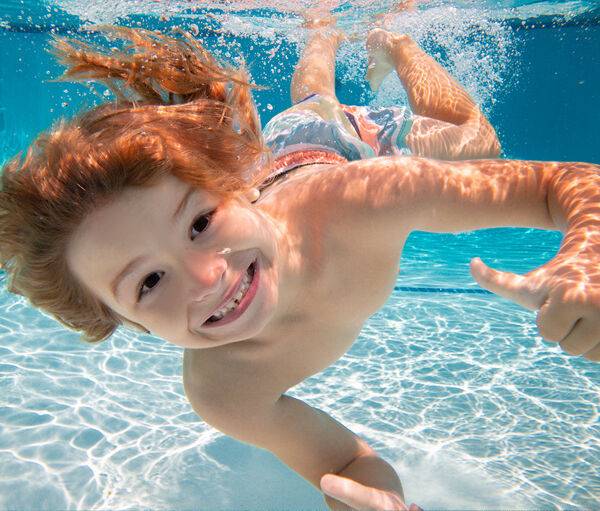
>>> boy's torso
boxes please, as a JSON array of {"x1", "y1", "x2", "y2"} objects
[{"x1": 184, "y1": 160, "x2": 410, "y2": 405}]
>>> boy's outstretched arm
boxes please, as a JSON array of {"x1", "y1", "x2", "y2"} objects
[
  {"x1": 309, "y1": 157, "x2": 600, "y2": 361},
  {"x1": 184, "y1": 372, "x2": 410, "y2": 511}
]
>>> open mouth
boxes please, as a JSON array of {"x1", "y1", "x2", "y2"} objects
[{"x1": 203, "y1": 260, "x2": 258, "y2": 328}]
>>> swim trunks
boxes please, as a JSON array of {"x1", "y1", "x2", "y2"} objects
[{"x1": 262, "y1": 93, "x2": 413, "y2": 162}]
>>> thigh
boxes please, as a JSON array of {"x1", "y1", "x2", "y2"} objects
[{"x1": 407, "y1": 114, "x2": 500, "y2": 160}]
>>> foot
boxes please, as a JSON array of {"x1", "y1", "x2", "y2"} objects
[
  {"x1": 366, "y1": 29, "x2": 415, "y2": 91},
  {"x1": 366, "y1": 29, "x2": 403, "y2": 91}
]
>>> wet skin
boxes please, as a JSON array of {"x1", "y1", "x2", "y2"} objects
[{"x1": 67, "y1": 156, "x2": 600, "y2": 510}]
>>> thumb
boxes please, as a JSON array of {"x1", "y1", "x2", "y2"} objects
[{"x1": 470, "y1": 257, "x2": 543, "y2": 310}]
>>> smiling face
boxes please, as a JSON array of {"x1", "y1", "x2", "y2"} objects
[{"x1": 66, "y1": 175, "x2": 281, "y2": 349}]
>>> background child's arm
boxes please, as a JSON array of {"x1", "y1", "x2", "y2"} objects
[
  {"x1": 311, "y1": 157, "x2": 600, "y2": 361},
  {"x1": 185, "y1": 386, "x2": 408, "y2": 511}
]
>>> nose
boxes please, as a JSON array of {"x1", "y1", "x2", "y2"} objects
[{"x1": 182, "y1": 250, "x2": 227, "y2": 301}]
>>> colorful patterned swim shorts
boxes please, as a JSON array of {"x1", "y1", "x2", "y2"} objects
[{"x1": 263, "y1": 93, "x2": 413, "y2": 161}]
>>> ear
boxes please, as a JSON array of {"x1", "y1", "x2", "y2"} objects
[{"x1": 243, "y1": 187, "x2": 260, "y2": 203}]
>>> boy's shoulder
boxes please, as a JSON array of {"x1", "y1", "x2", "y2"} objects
[
  {"x1": 266, "y1": 156, "x2": 412, "y2": 207},
  {"x1": 181, "y1": 344, "x2": 284, "y2": 416},
  {"x1": 259, "y1": 159, "x2": 370, "y2": 216}
]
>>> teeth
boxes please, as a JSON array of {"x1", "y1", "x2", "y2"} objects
[{"x1": 209, "y1": 266, "x2": 253, "y2": 322}]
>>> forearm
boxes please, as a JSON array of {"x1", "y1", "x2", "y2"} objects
[
  {"x1": 324, "y1": 452, "x2": 404, "y2": 511},
  {"x1": 540, "y1": 163, "x2": 600, "y2": 274},
  {"x1": 467, "y1": 161, "x2": 600, "y2": 361},
  {"x1": 547, "y1": 162, "x2": 600, "y2": 232}
]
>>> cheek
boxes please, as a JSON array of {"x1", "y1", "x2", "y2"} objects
[
  {"x1": 228, "y1": 212, "x2": 274, "y2": 253},
  {"x1": 136, "y1": 289, "x2": 184, "y2": 335}
]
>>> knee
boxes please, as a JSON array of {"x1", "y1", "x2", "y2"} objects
[
  {"x1": 472, "y1": 115, "x2": 501, "y2": 158},
  {"x1": 484, "y1": 122, "x2": 501, "y2": 158}
]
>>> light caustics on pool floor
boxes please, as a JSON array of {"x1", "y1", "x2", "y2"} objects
[{"x1": 0, "y1": 231, "x2": 598, "y2": 509}]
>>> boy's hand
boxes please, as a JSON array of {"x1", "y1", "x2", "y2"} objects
[
  {"x1": 321, "y1": 473, "x2": 422, "y2": 511},
  {"x1": 470, "y1": 255, "x2": 600, "y2": 361}
]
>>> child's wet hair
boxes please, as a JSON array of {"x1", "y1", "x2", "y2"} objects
[{"x1": 0, "y1": 25, "x2": 272, "y2": 343}]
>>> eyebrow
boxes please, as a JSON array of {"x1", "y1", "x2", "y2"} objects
[
  {"x1": 171, "y1": 185, "x2": 196, "y2": 223},
  {"x1": 110, "y1": 186, "x2": 196, "y2": 302},
  {"x1": 110, "y1": 255, "x2": 146, "y2": 302}
]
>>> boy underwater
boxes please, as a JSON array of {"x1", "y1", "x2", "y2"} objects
[{"x1": 1, "y1": 11, "x2": 599, "y2": 511}]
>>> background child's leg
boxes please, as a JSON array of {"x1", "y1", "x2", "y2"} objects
[
  {"x1": 367, "y1": 29, "x2": 500, "y2": 159},
  {"x1": 290, "y1": 14, "x2": 344, "y2": 104}
]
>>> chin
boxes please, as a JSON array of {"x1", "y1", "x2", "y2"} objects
[{"x1": 198, "y1": 299, "x2": 276, "y2": 348}]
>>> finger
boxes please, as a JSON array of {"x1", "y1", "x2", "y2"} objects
[
  {"x1": 321, "y1": 474, "x2": 407, "y2": 511},
  {"x1": 408, "y1": 504, "x2": 424, "y2": 511},
  {"x1": 536, "y1": 296, "x2": 582, "y2": 343},
  {"x1": 470, "y1": 258, "x2": 543, "y2": 310},
  {"x1": 559, "y1": 317, "x2": 600, "y2": 357}
]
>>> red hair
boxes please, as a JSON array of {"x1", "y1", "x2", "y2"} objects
[{"x1": 0, "y1": 26, "x2": 271, "y2": 342}]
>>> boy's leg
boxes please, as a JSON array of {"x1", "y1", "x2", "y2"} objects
[
  {"x1": 367, "y1": 29, "x2": 478, "y2": 125},
  {"x1": 366, "y1": 29, "x2": 500, "y2": 159},
  {"x1": 290, "y1": 13, "x2": 344, "y2": 104}
]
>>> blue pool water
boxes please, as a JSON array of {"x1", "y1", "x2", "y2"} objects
[{"x1": 1, "y1": 1, "x2": 599, "y2": 509}]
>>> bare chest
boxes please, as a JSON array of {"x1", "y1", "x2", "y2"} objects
[{"x1": 220, "y1": 239, "x2": 403, "y2": 392}]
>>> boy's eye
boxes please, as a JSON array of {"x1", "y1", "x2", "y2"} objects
[
  {"x1": 191, "y1": 211, "x2": 214, "y2": 239},
  {"x1": 135, "y1": 211, "x2": 214, "y2": 302},
  {"x1": 138, "y1": 271, "x2": 164, "y2": 300}
]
